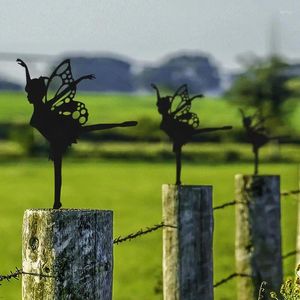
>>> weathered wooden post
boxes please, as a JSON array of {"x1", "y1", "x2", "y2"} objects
[
  {"x1": 235, "y1": 175, "x2": 282, "y2": 300},
  {"x1": 162, "y1": 185, "x2": 214, "y2": 300},
  {"x1": 296, "y1": 167, "x2": 300, "y2": 265},
  {"x1": 22, "y1": 209, "x2": 113, "y2": 300},
  {"x1": 152, "y1": 84, "x2": 230, "y2": 300}
]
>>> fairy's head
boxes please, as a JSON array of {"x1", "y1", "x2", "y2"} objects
[
  {"x1": 25, "y1": 78, "x2": 46, "y2": 104},
  {"x1": 239, "y1": 109, "x2": 252, "y2": 129}
]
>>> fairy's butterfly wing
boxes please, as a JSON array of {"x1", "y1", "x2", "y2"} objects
[
  {"x1": 45, "y1": 59, "x2": 76, "y2": 110},
  {"x1": 54, "y1": 100, "x2": 89, "y2": 125},
  {"x1": 176, "y1": 112, "x2": 200, "y2": 128},
  {"x1": 170, "y1": 85, "x2": 200, "y2": 128},
  {"x1": 170, "y1": 85, "x2": 191, "y2": 115},
  {"x1": 44, "y1": 59, "x2": 89, "y2": 125}
]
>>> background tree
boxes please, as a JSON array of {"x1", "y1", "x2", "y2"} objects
[{"x1": 227, "y1": 56, "x2": 291, "y2": 119}]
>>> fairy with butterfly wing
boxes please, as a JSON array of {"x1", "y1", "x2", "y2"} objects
[
  {"x1": 17, "y1": 58, "x2": 137, "y2": 209},
  {"x1": 152, "y1": 84, "x2": 232, "y2": 185},
  {"x1": 239, "y1": 109, "x2": 286, "y2": 175}
]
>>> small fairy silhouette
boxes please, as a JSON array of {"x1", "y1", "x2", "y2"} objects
[
  {"x1": 152, "y1": 84, "x2": 232, "y2": 185},
  {"x1": 17, "y1": 58, "x2": 137, "y2": 209},
  {"x1": 239, "y1": 109, "x2": 283, "y2": 175}
]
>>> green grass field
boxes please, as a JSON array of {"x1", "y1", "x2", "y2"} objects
[{"x1": 0, "y1": 159, "x2": 299, "y2": 300}]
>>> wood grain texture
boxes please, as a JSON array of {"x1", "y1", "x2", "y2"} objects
[
  {"x1": 22, "y1": 209, "x2": 113, "y2": 300},
  {"x1": 162, "y1": 185, "x2": 214, "y2": 300},
  {"x1": 235, "y1": 175, "x2": 282, "y2": 300}
]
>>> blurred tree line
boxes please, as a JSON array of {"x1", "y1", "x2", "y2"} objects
[{"x1": 227, "y1": 56, "x2": 300, "y2": 132}]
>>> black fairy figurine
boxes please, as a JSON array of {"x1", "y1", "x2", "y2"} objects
[
  {"x1": 152, "y1": 84, "x2": 232, "y2": 185},
  {"x1": 17, "y1": 58, "x2": 137, "y2": 209},
  {"x1": 240, "y1": 109, "x2": 282, "y2": 175}
]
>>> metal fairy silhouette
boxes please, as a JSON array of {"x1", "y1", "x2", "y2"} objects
[
  {"x1": 239, "y1": 109, "x2": 282, "y2": 175},
  {"x1": 17, "y1": 58, "x2": 137, "y2": 209},
  {"x1": 152, "y1": 84, "x2": 232, "y2": 185}
]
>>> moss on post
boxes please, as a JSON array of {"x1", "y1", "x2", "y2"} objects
[{"x1": 22, "y1": 209, "x2": 113, "y2": 300}]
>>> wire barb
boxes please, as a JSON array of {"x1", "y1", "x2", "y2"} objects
[{"x1": 0, "y1": 267, "x2": 22, "y2": 284}]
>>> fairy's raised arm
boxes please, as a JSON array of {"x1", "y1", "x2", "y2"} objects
[
  {"x1": 16, "y1": 59, "x2": 31, "y2": 86},
  {"x1": 151, "y1": 83, "x2": 161, "y2": 99},
  {"x1": 45, "y1": 58, "x2": 96, "y2": 107},
  {"x1": 73, "y1": 74, "x2": 95, "y2": 86}
]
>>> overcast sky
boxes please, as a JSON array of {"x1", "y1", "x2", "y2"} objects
[{"x1": 1, "y1": 0, "x2": 300, "y2": 81}]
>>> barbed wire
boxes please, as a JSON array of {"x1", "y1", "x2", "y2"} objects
[
  {"x1": 281, "y1": 189, "x2": 300, "y2": 197},
  {"x1": 213, "y1": 200, "x2": 241, "y2": 211},
  {"x1": 214, "y1": 272, "x2": 252, "y2": 288},
  {"x1": 0, "y1": 222, "x2": 175, "y2": 284},
  {"x1": 0, "y1": 248, "x2": 299, "y2": 290},
  {"x1": 113, "y1": 222, "x2": 177, "y2": 245},
  {"x1": 282, "y1": 249, "x2": 299, "y2": 260},
  {"x1": 3, "y1": 246, "x2": 298, "y2": 288},
  {"x1": 213, "y1": 189, "x2": 300, "y2": 211},
  {"x1": 0, "y1": 268, "x2": 22, "y2": 285},
  {"x1": 213, "y1": 248, "x2": 299, "y2": 288},
  {"x1": 0, "y1": 268, "x2": 53, "y2": 285}
]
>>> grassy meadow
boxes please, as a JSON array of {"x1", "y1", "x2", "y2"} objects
[
  {"x1": 0, "y1": 160, "x2": 299, "y2": 300},
  {"x1": 0, "y1": 92, "x2": 300, "y2": 299}
]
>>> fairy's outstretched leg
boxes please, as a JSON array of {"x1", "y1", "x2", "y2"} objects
[
  {"x1": 53, "y1": 151, "x2": 62, "y2": 209},
  {"x1": 81, "y1": 121, "x2": 137, "y2": 133},
  {"x1": 174, "y1": 145, "x2": 182, "y2": 185},
  {"x1": 195, "y1": 126, "x2": 232, "y2": 135}
]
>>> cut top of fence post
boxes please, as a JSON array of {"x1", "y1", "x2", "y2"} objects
[
  {"x1": 235, "y1": 174, "x2": 280, "y2": 201},
  {"x1": 22, "y1": 209, "x2": 113, "y2": 300}
]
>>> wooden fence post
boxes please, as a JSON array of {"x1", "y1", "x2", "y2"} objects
[
  {"x1": 235, "y1": 175, "x2": 282, "y2": 300},
  {"x1": 297, "y1": 166, "x2": 300, "y2": 265},
  {"x1": 22, "y1": 209, "x2": 113, "y2": 300},
  {"x1": 162, "y1": 184, "x2": 214, "y2": 300}
]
